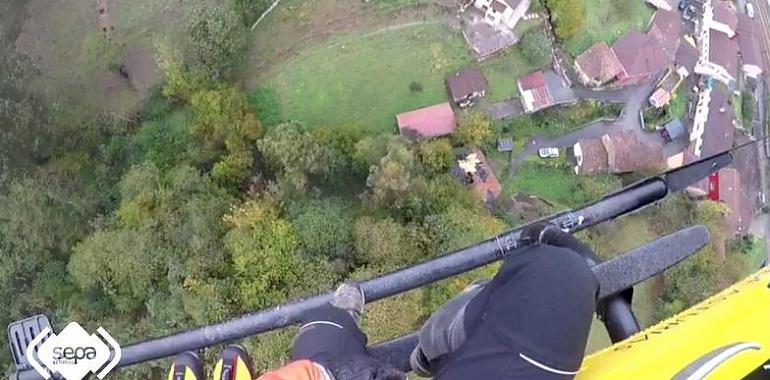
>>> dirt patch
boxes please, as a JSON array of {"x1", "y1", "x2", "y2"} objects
[
  {"x1": 96, "y1": 0, "x2": 114, "y2": 33},
  {"x1": 121, "y1": 46, "x2": 161, "y2": 96},
  {"x1": 11, "y1": 0, "x2": 207, "y2": 114},
  {"x1": 245, "y1": 0, "x2": 458, "y2": 89},
  {"x1": 99, "y1": 71, "x2": 132, "y2": 95},
  {"x1": 0, "y1": 0, "x2": 30, "y2": 40}
]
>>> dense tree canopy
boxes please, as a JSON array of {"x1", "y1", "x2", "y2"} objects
[
  {"x1": 455, "y1": 111, "x2": 494, "y2": 148},
  {"x1": 187, "y1": 3, "x2": 249, "y2": 81},
  {"x1": 545, "y1": 0, "x2": 586, "y2": 41}
]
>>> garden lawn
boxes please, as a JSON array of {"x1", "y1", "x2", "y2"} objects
[
  {"x1": 562, "y1": 0, "x2": 654, "y2": 57},
  {"x1": 502, "y1": 160, "x2": 621, "y2": 209},
  {"x1": 371, "y1": 0, "x2": 432, "y2": 13},
  {"x1": 258, "y1": 23, "x2": 543, "y2": 134}
]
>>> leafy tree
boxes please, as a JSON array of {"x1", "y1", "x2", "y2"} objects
[
  {"x1": 187, "y1": 3, "x2": 248, "y2": 81},
  {"x1": 288, "y1": 198, "x2": 354, "y2": 261},
  {"x1": 657, "y1": 201, "x2": 743, "y2": 318},
  {"x1": 154, "y1": 38, "x2": 201, "y2": 99},
  {"x1": 418, "y1": 204, "x2": 505, "y2": 254},
  {"x1": 311, "y1": 125, "x2": 366, "y2": 181},
  {"x1": 519, "y1": 28, "x2": 552, "y2": 67},
  {"x1": 69, "y1": 164, "x2": 234, "y2": 317},
  {"x1": 455, "y1": 111, "x2": 494, "y2": 147},
  {"x1": 353, "y1": 216, "x2": 420, "y2": 267},
  {"x1": 189, "y1": 85, "x2": 262, "y2": 187},
  {"x1": 232, "y1": 0, "x2": 276, "y2": 27},
  {"x1": 423, "y1": 174, "x2": 480, "y2": 213},
  {"x1": 545, "y1": 0, "x2": 585, "y2": 41},
  {"x1": 224, "y1": 199, "x2": 336, "y2": 310},
  {"x1": 69, "y1": 228, "x2": 165, "y2": 313},
  {"x1": 257, "y1": 122, "x2": 321, "y2": 192},
  {"x1": 133, "y1": 117, "x2": 193, "y2": 171},
  {"x1": 418, "y1": 139, "x2": 454, "y2": 175},
  {"x1": 353, "y1": 134, "x2": 396, "y2": 171},
  {"x1": 365, "y1": 139, "x2": 425, "y2": 210},
  {"x1": 0, "y1": 33, "x2": 60, "y2": 184}
]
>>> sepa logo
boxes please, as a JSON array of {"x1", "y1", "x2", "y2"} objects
[{"x1": 26, "y1": 322, "x2": 121, "y2": 380}]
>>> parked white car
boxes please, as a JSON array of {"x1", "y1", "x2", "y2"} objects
[
  {"x1": 538, "y1": 147, "x2": 560, "y2": 158},
  {"x1": 747, "y1": 2, "x2": 755, "y2": 18}
]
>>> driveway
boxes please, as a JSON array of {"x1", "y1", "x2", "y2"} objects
[{"x1": 486, "y1": 100, "x2": 524, "y2": 119}]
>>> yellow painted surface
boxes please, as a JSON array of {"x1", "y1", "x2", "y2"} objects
[{"x1": 577, "y1": 267, "x2": 770, "y2": 379}]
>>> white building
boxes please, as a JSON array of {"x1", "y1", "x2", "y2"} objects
[
  {"x1": 473, "y1": 0, "x2": 531, "y2": 30},
  {"x1": 694, "y1": 0, "x2": 739, "y2": 87}
]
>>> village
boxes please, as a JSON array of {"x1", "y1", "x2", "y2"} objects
[{"x1": 391, "y1": 0, "x2": 769, "y2": 246}]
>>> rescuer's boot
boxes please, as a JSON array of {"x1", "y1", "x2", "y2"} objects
[
  {"x1": 330, "y1": 281, "x2": 365, "y2": 325},
  {"x1": 167, "y1": 351, "x2": 204, "y2": 380},
  {"x1": 409, "y1": 347, "x2": 433, "y2": 377},
  {"x1": 212, "y1": 344, "x2": 255, "y2": 380}
]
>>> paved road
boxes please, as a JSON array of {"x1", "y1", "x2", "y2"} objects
[
  {"x1": 507, "y1": 80, "x2": 677, "y2": 175},
  {"x1": 754, "y1": 0, "x2": 770, "y2": 71},
  {"x1": 750, "y1": 0, "x2": 770, "y2": 261}
]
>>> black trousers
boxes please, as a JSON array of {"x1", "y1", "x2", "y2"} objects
[
  {"x1": 291, "y1": 305, "x2": 368, "y2": 361},
  {"x1": 435, "y1": 244, "x2": 599, "y2": 380},
  {"x1": 292, "y1": 244, "x2": 598, "y2": 380}
]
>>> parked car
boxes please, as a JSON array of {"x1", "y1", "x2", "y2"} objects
[
  {"x1": 679, "y1": 0, "x2": 687, "y2": 11},
  {"x1": 538, "y1": 147, "x2": 559, "y2": 159},
  {"x1": 747, "y1": 2, "x2": 755, "y2": 18}
]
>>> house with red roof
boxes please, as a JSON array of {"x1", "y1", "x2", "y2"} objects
[
  {"x1": 706, "y1": 168, "x2": 751, "y2": 236},
  {"x1": 574, "y1": 42, "x2": 623, "y2": 87},
  {"x1": 396, "y1": 103, "x2": 457, "y2": 139},
  {"x1": 517, "y1": 70, "x2": 553, "y2": 113},
  {"x1": 612, "y1": 30, "x2": 669, "y2": 86}
]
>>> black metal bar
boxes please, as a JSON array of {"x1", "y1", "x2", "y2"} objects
[{"x1": 601, "y1": 297, "x2": 641, "y2": 343}]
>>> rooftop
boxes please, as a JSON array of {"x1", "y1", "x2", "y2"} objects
[
  {"x1": 602, "y1": 130, "x2": 665, "y2": 173},
  {"x1": 675, "y1": 37, "x2": 699, "y2": 74},
  {"x1": 718, "y1": 168, "x2": 750, "y2": 235},
  {"x1": 709, "y1": 29, "x2": 740, "y2": 80},
  {"x1": 737, "y1": 13, "x2": 763, "y2": 70},
  {"x1": 574, "y1": 138, "x2": 609, "y2": 175},
  {"x1": 574, "y1": 42, "x2": 623, "y2": 85},
  {"x1": 396, "y1": 103, "x2": 457, "y2": 139},
  {"x1": 613, "y1": 30, "x2": 669, "y2": 79},
  {"x1": 518, "y1": 70, "x2": 553, "y2": 112},
  {"x1": 446, "y1": 68, "x2": 489, "y2": 103},
  {"x1": 686, "y1": 85, "x2": 734, "y2": 162},
  {"x1": 713, "y1": 1, "x2": 738, "y2": 33},
  {"x1": 663, "y1": 118, "x2": 686, "y2": 140},
  {"x1": 647, "y1": 10, "x2": 682, "y2": 57}
]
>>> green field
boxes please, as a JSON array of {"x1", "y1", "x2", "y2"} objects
[
  {"x1": 258, "y1": 22, "x2": 544, "y2": 134},
  {"x1": 12, "y1": 0, "x2": 209, "y2": 113},
  {"x1": 371, "y1": 0, "x2": 432, "y2": 13},
  {"x1": 563, "y1": 0, "x2": 654, "y2": 57},
  {"x1": 501, "y1": 160, "x2": 622, "y2": 209}
]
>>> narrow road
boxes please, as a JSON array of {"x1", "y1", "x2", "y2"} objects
[
  {"x1": 751, "y1": 0, "x2": 770, "y2": 262},
  {"x1": 508, "y1": 80, "x2": 672, "y2": 175},
  {"x1": 754, "y1": 0, "x2": 770, "y2": 70}
]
